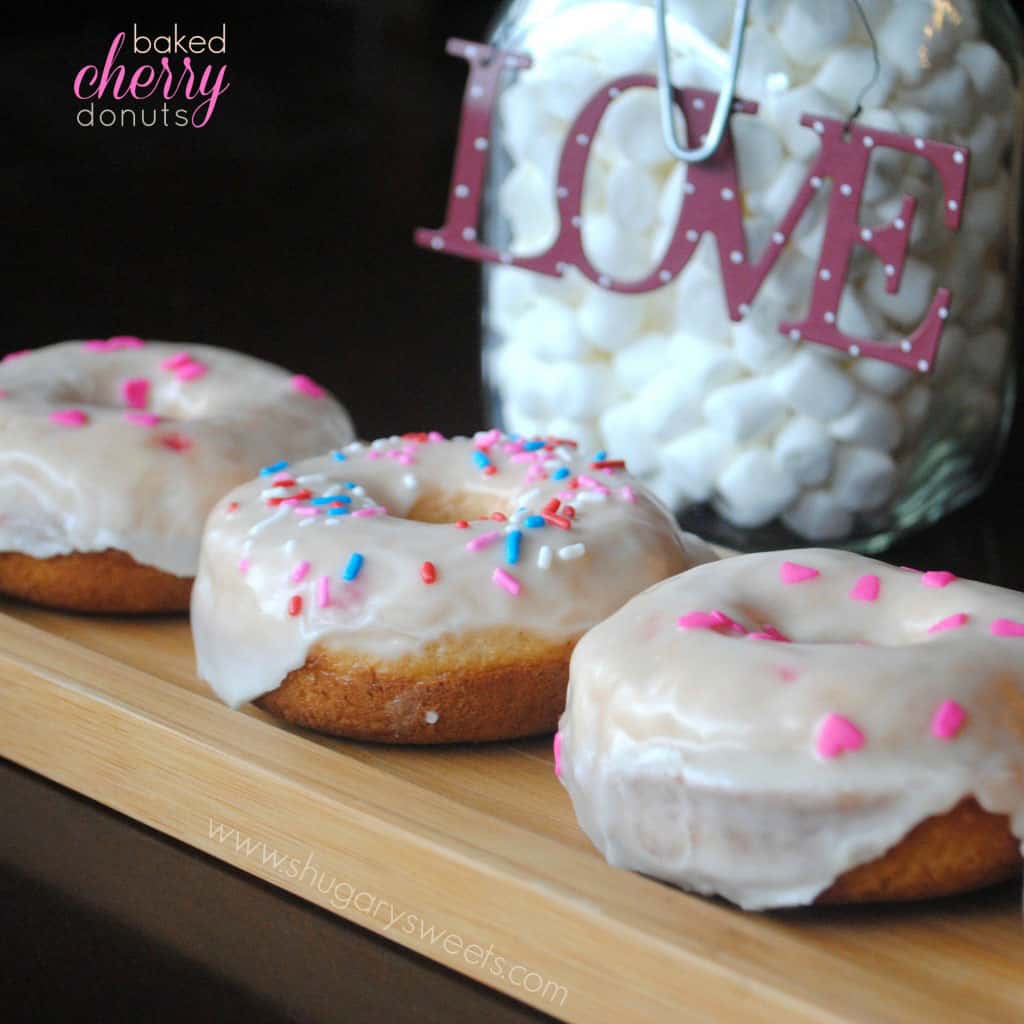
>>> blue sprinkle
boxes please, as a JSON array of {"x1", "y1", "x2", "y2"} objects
[
  {"x1": 524, "y1": 515, "x2": 545, "y2": 529},
  {"x1": 594, "y1": 450, "x2": 607, "y2": 461},
  {"x1": 327, "y1": 506, "x2": 350, "y2": 517},
  {"x1": 346, "y1": 481, "x2": 357, "y2": 489},
  {"x1": 506, "y1": 530, "x2": 522, "y2": 565},
  {"x1": 472, "y1": 450, "x2": 491, "y2": 469},
  {"x1": 312, "y1": 495, "x2": 351, "y2": 505},
  {"x1": 341, "y1": 552, "x2": 364, "y2": 580},
  {"x1": 552, "y1": 467, "x2": 570, "y2": 480},
  {"x1": 332, "y1": 451, "x2": 347, "y2": 461},
  {"x1": 522, "y1": 440, "x2": 545, "y2": 452},
  {"x1": 259, "y1": 460, "x2": 289, "y2": 476}
]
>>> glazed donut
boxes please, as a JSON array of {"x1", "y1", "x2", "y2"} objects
[
  {"x1": 192, "y1": 430, "x2": 715, "y2": 742},
  {"x1": 557, "y1": 549, "x2": 1024, "y2": 908},
  {"x1": 0, "y1": 338, "x2": 353, "y2": 612}
]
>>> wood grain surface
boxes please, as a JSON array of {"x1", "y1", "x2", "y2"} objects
[{"x1": 0, "y1": 604, "x2": 1021, "y2": 1023}]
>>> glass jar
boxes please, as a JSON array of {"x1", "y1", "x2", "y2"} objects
[{"x1": 479, "y1": 0, "x2": 1022, "y2": 552}]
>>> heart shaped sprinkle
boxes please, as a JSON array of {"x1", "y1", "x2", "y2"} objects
[
  {"x1": 930, "y1": 700, "x2": 967, "y2": 740},
  {"x1": 816, "y1": 713, "x2": 865, "y2": 758},
  {"x1": 922, "y1": 570, "x2": 957, "y2": 588},
  {"x1": 849, "y1": 574, "x2": 881, "y2": 602},
  {"x1": 553, "y1": 731, "x2": 564, "y2": 779},
  {"x1": 50, "y1": 408, "x2": 88, "y2": 428},
  {"x1": 780, "y1": 561, "x2": 820, "y2": 584},
  {"x1": 120, "y1": 377, "x2": 150, "y2": 409}
]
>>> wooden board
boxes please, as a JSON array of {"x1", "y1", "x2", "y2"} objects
[{"x1": 0, "y1": 603, "x2": 1021, "y2": 1023}]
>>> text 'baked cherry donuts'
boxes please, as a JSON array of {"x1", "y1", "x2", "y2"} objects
[
  {"x1": 192, "y1": 430, "x2": 715, "y2": 743},
  {"x1": 0, "y1": 338, "x2": 353, "y2": 612},
  {"x1": 557, "y1": 549, "x2": 1024, "y2": 909}
]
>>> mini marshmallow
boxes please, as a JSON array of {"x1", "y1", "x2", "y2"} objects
[
  {"x1": 598, "y1": 401, "x2": 659, "y2": 476},
  {"x1": 510, "y1": 300, "x2": 586, "y2": 360},
  {"x1": 863, "y1": 256, "x2": 937, "y2": 328},
  {"x1": 613, "y1": 333, "x2": 670, "y2": 392},
  {"x1": 597, "y1": 87, "x2": 673, "y2": 167},
  {"x1": 578, "y1": 287, "x2": 649, "y2": 351},
  {"x1": 814, "y1": 46, "x2": 894, "y2": 110},
  {"x1": 878, "y1": 3, "x2": 959, "y2": 84},
  {"x1": 715, "y1": 449, "x2": 800, "y2": 528},
  {"x1": 777, "y1": 1, "x2": 851, "y2": 68},
  {"x1": 731, "y1": 116, "x2": 784, "y2": 192},
  {"x1": 933, "y1": 324, "x2": 968, "y2": 382},
  {"x1": 829, "y1": 394, "x2": 904, "y2": 452},
  {"x1": 835, "y1": 287, "x2": 885, "y2": 341},
  {"x1": 547, "y1": 360, "x2": 618, "y2": 420},
  {"x1": 666, "y1": 334, "x2": 742, "y2": 393},
  {"x1": 957, "y1": 40, "x2": 1013, "y2": 111},
  {"x1": 581, "y1": 213, "x2": 654, "y2": 281},
  {"x1": 782, "y1": 489, "x2": 854, "y2": 541},
  {"x1": 536, "y1": 55, "x2": 605, "y2": 121},
  {"x1": 732, "y1": 315, "x2": 795, "y2": 371},
  {"x1": 962, "y1": 271, "x2": 1006, "y2": 331},
  {"x1": 900, "y1": 384, "x2": 932, "y2": 442},
  {"x1": 773, "y1": 416, "x2": 835, "y2": 486},
  {"x1": 659, "y1": 428, "x2": 734, "y2": 502},
  {"x1": 672, "y1": 256, "x2": 734, "y2": 341},
  {"x1": 903, "y1": 65, "x2": 975, "y2": 132},
  {"x1": 963, "y1": 184, "x2": 1007, "y2": 245},
  {"x1": 606, "y1": 162, "x2": 659, "y2": 231},
  {"x1": 965, "y1": 326, "x2": 1009, "y2": 388},
  {"x1": 657, "y1": 162, "x2": 687, "y2": 226},
  {"x1": 850, "y1": 357, "x2": 914, "y2": 398},
  {"x1": 499, "y1": 162, "x2": 560, "y2": 255},
  {"x1": 773, "y1": 349, "x2": 857, "y2": 420},
  {"x1": 763, "y1": 85, "x2": 842, "y2": 160},
  {"x1": 704, "y1": 377, "x2": 787, "y2": 443},
  {"x1": 633, "y1": 373, "x2": 703, "y2": 440},
  {"x1": 499, "y1": 79, "x2": 561, "y2": 163},
  {"x1": 831, "y1": 445, "x2": 897, "y2": 512},
  {"x1": 486, "y1": 267, "x2": 537, "y2": 334},
  {"x1": 963, "y1": 115, "x2": 1007, "y2": 185},
  {"x1": 736, "y1": 26, "x2": 792, "y2": 97}
]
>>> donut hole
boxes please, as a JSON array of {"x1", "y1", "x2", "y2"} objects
[
  {"x1": 47, "y1": 378, "x2": 195, "y2": 420},
  {"x1": 406, "y1": 488, "x2": 511, "y2": 524},
  {"x1": 733, "y1": 602, "x2": 915, "y2": 647}
]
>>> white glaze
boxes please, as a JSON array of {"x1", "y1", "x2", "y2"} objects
[
  {"x1": 192, "y1": 431, "x2": 716, "y2": 707},
  {"x1": 558, "y1": 549, "x2": 1024, "y2": 910},
  {"x1": 0, "y1": 339, "x2": 354, "y2": 577}
]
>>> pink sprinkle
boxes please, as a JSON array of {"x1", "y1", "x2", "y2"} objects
[
  {"x1": 931, "y1": 699, "x2": 967, "y2": 740},
  {"x1": 577, "y1": 474, "x2": 599, "y2": 489},
  {"x1": 777, "y1": 666, "x2": 799, "y2": 683},
  {"x1": 928, "y1": 613, "x2": 969, "y2": 634},
  {"x1": 816, "y1": 713, "x2": 865, "y2": 758},
  {"x1": 474, "y1": 428, "x2": 501, "y2": 449},
  {"x1": 84, "y1": 340, "x2": 112, "y2": 352},
  {"x1": 316, "y1": 576, "x2": 331, "y2": 608},
  {"x1": 238, "y1": 557, "x2": 250, "y2": 574},
  {"x1": 106, "y1": 335, "x2": 144, "y2": 349},
  {"x1": 50, "y1": 408, "x2": 88, "y2": 428},
  {"x1": 0, "y1": 389, "x2": 7, "y2": 398},
  {"x1": 492, "y1": 567, "x2": 521, "y2": 596},
  {"x1": 271, "y1": 471, "x2": 294, "y2": 485},
  {"x1": 290, "y1": 560, "x2": 311, "y2": 583},
  {"x1": 922, "y1": 570, "x2": 957, "y2": 588},
  {"x1": 620, "y1": 486, "x2": 636, "y2": 504},
  {"x1": 748, "y1": 625, "x2": 790, "y2": 642},
  {"x1": 120, "y1": 377, "x2": 150, "y2": 409},
  {"x1": 553, "y1": 731, "x2": 563, "y2": 779},
  {"x1": 992, "y1": 618, "x2": 1024, "y2": 637},
  {"x1": 291, "y1": 374, "x2": 325, "y2": 399},
  {"x1": 2, "y1": 349, "x2": 31, "y2": 362},
  {"x1": 849, "y1": 574, "x2": 881, "y2": 602},
  {"x1": 367, "y1": 451, "x2": 382, "y2": 460},
  {"x1": 780, "y1": 561, "x2": 820, "y2": 584},
  {"x1": 175, "y1": 359, "x2": 208, "y2": 381},
  {"x1": 294, "y1": 506, "x2": 319, "y2": 518},
  {"x1": 428, "y1": 430, "x2": 445, "y2": 442},
  {"x1": 677, "y1": 611, "x2": 720, "y2": 631},
  {"x1": 525, "y1": 464, "x2": 546, "y2": 483},
  {"x1": 466, "y1": 530, "x2": 501, "y2": 552},
  {"x1": 124, "y1": 411, "x2": 160, "y2": 427},
  {"x1": 280, "y1": 497, "x2": 300, "y2": 507},
  {"x1": 709, "y1": 609, "x2": 747, "y2": 635},
  {"x1": 161, "y1": 351, "x2": 193, "y2": 370},
  {"x1": 353, "y1": 507, "x2": 386, "y2": 518}
]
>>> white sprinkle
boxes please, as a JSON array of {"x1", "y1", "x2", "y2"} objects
[
  {"x1": 284, "y1": 538, "x2": 297, "y2": 554},
  {"x1": 424, "y1": 710, "x2": 439, "y2": 725},
  {"x1": 402, "y1": 473, "x2": 419, "y2": 489},
  {"x1": 371, "y1": 438, "x2": 389, "y2": 449},
  {"x1": 296, "y1": 473, "x2": 327, "y2": 484},
  {"x1": 345, "y1": 441, "x2": 365, "y2": 453},
  {"x1": 321, "y1": 484, "x2": 343, "y2": 497},
  {"x1": 248, "y1": 508, "x2": 288, "y2": 536},
  {"x1": 351, "y1": 485, "x2": 367, "y2": 496},
  {"x1": 260, "y1": 486, "x2": 290, "y2": 499},
  {"x1": 558, "y1": 543, "x2": 586, "y2": 561},
  {"x1": 537, "y1": 545, "x2": 553, "y2": 570},
  {"x1": 575, "y1": 490, "x2": 608, "y2": 504},
  {"x1": 519, "y1": 488, "x2": 541, "y2": 506},
  {"x1": 298, "y1": 517, "x2": 317, "y2": 527}
]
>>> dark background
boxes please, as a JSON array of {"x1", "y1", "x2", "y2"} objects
[{"x1": 2, "y1": 3, "x2": 1023, "y2": 1022}]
